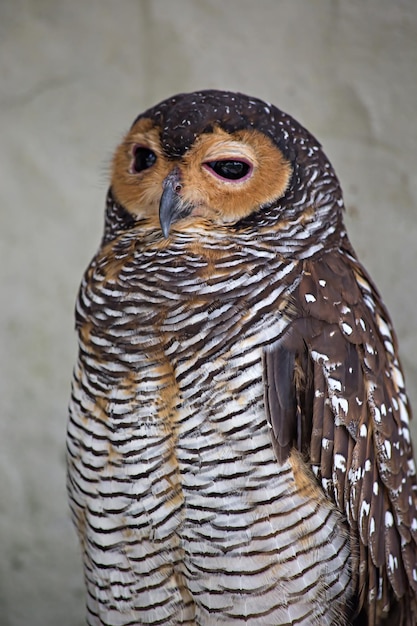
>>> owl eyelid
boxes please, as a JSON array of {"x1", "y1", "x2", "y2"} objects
[
  {"x1": 202, "y1": 159, "x2": 253, "y2": 182},
  {"x1": 130, "y1": 144, "x2": 157, "y2": 174}
]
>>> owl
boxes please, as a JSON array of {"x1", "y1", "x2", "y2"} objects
[{"x1": 67, "y1": 90, "x2": 417, "y2": 626}]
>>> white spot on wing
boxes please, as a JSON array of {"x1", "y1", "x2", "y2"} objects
[
  {"x1": 328, "y1": 377, "x2": 342, "y2": 392},
  {"x1": 385, "y1": 511, "x2": 394, "y2": 528},
  {"x1": 311, "y1": 350, "x2": 329, "y2": 363},
  {"x1": 334, "y1": 454, "x2": 346, "y2": 472},
  {"x1": 360, "y1": 500, "x2": 370, "y2": 524},
  {"x1": 388, "y1": 553, "x2": 398, "y2": 573},
  {"x1": 322, "y1": 438, "x2": 331, "y2": 450},
  {"x1": 332, "y1": 397, "x2": 349, "y2": 415}
]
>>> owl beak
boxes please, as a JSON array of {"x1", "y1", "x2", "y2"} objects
[{"x1": 159, "y1": 167, "x2": 190, "y2": 238}]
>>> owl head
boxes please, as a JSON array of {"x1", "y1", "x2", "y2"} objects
[{"x1": 110, "y1": 90, "x2": 344, "y2": 240}]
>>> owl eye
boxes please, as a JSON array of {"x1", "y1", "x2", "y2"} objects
[
  {"x1": 204, "y1": 160, "x2": 251, "y2": 181},
  {"x1": 132, "y1": 146, "x2": 157, "y2": 173}
]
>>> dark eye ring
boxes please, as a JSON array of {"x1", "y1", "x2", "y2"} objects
[
  {"x1": 131, "y1": 146, "x2": 157, "y2": 173},
  {"x1": 204, "y1": 159, "x2": 252, "y2": 181}
]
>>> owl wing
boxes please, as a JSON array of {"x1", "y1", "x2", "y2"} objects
[{"x1": 263, "y1": 243, "x2": 417, "y2": 619}]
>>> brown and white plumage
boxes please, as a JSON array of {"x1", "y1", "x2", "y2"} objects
[{"x1": 67, "y1": 90, "x2": 417, "y2": 625}]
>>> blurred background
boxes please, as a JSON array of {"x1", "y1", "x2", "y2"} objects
[{"x1": 1, "y1": 1, "x2": 416, "y2": 624}]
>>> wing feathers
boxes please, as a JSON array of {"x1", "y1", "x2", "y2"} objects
[
  {"x1": 263, "y1": 247, "x2": 417, "y2": 622},
  {"x1": 263, "y1": 346, "x2": 297, "y2": 464}
]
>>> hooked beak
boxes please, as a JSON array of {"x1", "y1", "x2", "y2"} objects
[{"x1": 159, "y1": 167, "x2": 191, "y2": 238}]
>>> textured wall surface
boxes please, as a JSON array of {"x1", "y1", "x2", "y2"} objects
[{"x1": 1, "y1": 1, "x2": 416, "y2": 624}]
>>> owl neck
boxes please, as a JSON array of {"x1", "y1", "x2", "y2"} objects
[
  {"x1": 233, "y1": 158, "x2": 346, "y2": 259},
  {"x1": 103, "y1": 170, "x2": 346, "y2": 263}
]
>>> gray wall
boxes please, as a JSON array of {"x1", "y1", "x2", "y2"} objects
[{"x1": 1, "y1": 1, "x2": 416, "y2": 624}]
